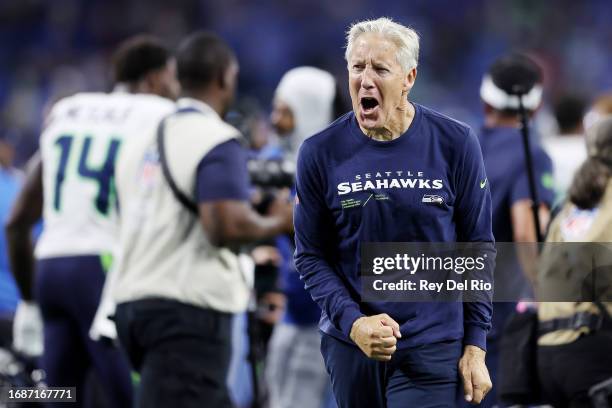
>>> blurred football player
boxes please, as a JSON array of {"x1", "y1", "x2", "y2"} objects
[{"x1": 5, "y1": 35, "x2": 179, "y2": 407}]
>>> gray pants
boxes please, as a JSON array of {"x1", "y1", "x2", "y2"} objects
[{"x1": 266, "y1": 323, "x2": 332, "y2": 408}]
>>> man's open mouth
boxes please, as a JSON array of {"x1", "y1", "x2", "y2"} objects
[{"x1": 360, "y1": 97, "x2": 380, "y2": 114}]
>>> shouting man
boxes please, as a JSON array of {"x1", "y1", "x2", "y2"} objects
[{"x1": 294, "y1": 17, "x2": 493, "y2": 407}]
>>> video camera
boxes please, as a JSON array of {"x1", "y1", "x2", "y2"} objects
[
  {"x1": 248, "y1": 158, "x2": 295, "y2": 214},
  {"x1": 248, "y1": 158, "x2": 295, "y2": 190}
]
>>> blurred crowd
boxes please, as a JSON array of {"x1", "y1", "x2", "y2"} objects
[{"x1": 1, "y1": 0, "x2": 611, "y2": 165}]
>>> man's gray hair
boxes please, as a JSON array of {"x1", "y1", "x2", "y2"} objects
[{"x1": 345, "y1": 17, "x2": 420, "y2": 72}]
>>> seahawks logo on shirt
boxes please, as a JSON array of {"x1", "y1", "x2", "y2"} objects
[{"x1": 422, "y1": 194, "x2": 444, "y2": 205}]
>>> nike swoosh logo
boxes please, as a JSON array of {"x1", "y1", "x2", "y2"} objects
[{"x1": 480, "y1": 179, "x2": 487, "y2": 188}]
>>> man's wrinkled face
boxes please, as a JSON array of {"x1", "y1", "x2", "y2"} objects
[
  {"x1": 270, "y1": 98, "x2": 295, "y2": 136},
  {"x1": 348, "y1": 33, "x2": 415, "y2": 130}
]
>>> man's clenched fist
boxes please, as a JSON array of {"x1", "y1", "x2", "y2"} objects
[{"x1": 349, "y1": 313, "x2": 401, "y2": 361}]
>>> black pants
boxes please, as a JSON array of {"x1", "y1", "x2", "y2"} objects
[
  {"x1": 115, "y1": 298, "x2": 234, "y2": 408},
  {"x1": 538, "y1": 332, "x2": 612, "y2": 408}
]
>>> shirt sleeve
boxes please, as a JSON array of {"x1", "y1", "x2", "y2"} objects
[
  {"x1": 509, "y1": 147, "x2": 555, "y2": 207},
  {"x1": 454, "y1": 127, "x2": 495, "y2": 351},
  {"x1": 293, "y1": 141, "x2": 364, "y2": 337},
  {"x1": 196, "y1": 139, "x2": 250, "y2": 203}
]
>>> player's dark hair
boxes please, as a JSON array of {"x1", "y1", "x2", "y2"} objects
[
  {"x1": 569, "y1": 118, "x2": 612, "y2": 209},
  {"x1": 176, "y1": 31, "x2": 235, "y2": 92},
  {"x1": 489, "y1": 53, "x2": 543, "y2": 115},
  {"x1": 112, "y1": 35, "x2": 171, "y2": 84},
  {"x1": 554, "y1": 93, "x2": 587, "y2": 134}
]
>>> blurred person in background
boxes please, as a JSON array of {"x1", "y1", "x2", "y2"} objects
[
  {"x1": 4, "y1": 35, "x2": 179, "y2": 407},
  {"x1": 294, "y1": 17, "x2": 494, "y2": 407},
  {"x1": 0, "y1": 133, "x2": 22, "y2": 347},
  {"x1": 265, "y1": 66, "x2": 340, "y2": 408},
  {"x1": 1, "y1": 1, "x2": 611, "y2": 168},
  {"x1": 232, "y1": 98, "x2": 283, "y2": 161},
  {"x1": 583, "y1": 92, "x2": 612, "y2": 132},
  {"x1": 270, "y1": 66, "x2": 342, "y2": 160},
  {"x1": 111, "y1": 32, "x2": 293, "y2": 408},
  {"x1": 542, "y1": 93, "x2": 588, "y2": 203},
  {"x1": 474, "y1": 53, "x2": 555, "y2": 407},
  {"x1": 223, "y1": 98, "x2": 275, "y2": 408},
  {"x1": 537, "y1": 116, "x2": 612, "y2": 408}
]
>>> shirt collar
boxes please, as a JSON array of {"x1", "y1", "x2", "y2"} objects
[{"x1": 177, "y1": 97, "x2": 218, "y2": 118}]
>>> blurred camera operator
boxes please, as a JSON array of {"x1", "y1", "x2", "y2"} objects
[
  {"x1": 474, "y1": 53, "x2": 555, "y2": 408},
  {"x1": 110, "y1": 32, "x2": 293, "y2": 408}
]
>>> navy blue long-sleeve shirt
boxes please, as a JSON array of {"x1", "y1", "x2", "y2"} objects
[{"x1": 294, "y1": 104, "x2": 494, "y2": 351}]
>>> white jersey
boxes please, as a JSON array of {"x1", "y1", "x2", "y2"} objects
[{"x1": 36, "y1": 92, "x2": 175, "y2": 259}]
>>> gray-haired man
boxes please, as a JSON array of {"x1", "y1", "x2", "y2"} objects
[{"x1": 294, "y1": 17, "x2": 493, "y2": 407}]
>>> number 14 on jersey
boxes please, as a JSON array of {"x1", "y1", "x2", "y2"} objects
[{"x1": 53, "y1": 134, "x2": 121, "y2": 216}]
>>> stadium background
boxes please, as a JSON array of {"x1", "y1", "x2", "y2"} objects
[{"x1": 1, "y1": 0, "x2": 611, "y2": 165}]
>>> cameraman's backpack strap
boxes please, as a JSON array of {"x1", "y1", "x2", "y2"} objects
[{"x1": 156, "y1": 108, "x2": 199, "y2": 215}]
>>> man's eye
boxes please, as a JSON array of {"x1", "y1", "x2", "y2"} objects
[
  {"x1": 353, "y1": 65, "x2": 364, "y2": 70},
  {"x1": 377, "y1": 67, "x2": 389, "y2": 73}
]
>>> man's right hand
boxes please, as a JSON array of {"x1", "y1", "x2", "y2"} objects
[{"x1": 349, "y1": 313, "x2": 401, "y2": 361}]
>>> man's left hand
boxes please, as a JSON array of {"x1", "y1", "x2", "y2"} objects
[{"x1": 458, "y1": 345, "x2": 492, "y2": 404}]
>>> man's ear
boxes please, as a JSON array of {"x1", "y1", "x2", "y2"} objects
[
  {"x1": 403, "y1": 68, "x2": 417, "y2": 92},
  {"x1": 219, "y1": 66, "x2": 234, "y2": 90},
  {"x1": 217, "y1": 69, "x2": 227, "y2": 89}
]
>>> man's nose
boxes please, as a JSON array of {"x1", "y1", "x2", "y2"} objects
[{"x1": 360, "y1": 67, "x2": 375, "y2": 89}]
